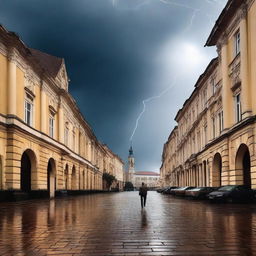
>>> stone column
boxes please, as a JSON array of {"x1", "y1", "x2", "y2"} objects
[
  {"x1": 40, "y1": 83, "x2": 47, "y2": 133},
  {"x1": 7, "y1": 49, "x2": 17, "y2": 116},
  {"x1": 220, "y1": 38, "x2": 232, "y2": 129},
  {"x1": 58, "y1": 98, "x2": 64, "y2": 143},
  {"x1": 85, "y1": 168, "x2": 88, "y2": 189},
  {"x1": 240, "y1": 9, "x2": 251, "y2": 118},
  {"x1": 88, "y1": 171, "x2": 91, "y2": 190},
  {"x1": 198, "y1": 166, "x2": 201, "y2": 186},
  {"x1": 200, "y1": 165, "x2": 203, "y2": 186}
]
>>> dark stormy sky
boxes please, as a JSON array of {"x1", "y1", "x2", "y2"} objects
[{"x1": 0, "y1": 0, "x2": 226, "y2": 172}]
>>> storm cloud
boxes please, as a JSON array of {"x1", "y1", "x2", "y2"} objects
[{"x1": 0, "y1": 0, "x2": 226, "y2": 171}]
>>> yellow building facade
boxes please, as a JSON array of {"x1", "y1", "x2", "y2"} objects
[
  {"x1": 102, "y1": 144, "x2": 125, "y2": 191},
  {"x1": 160, "y1": 0, "x2": 256, "y2": 189},
  {"x1": 0, "y1": 25, "x2": 124, "y2": 199}
]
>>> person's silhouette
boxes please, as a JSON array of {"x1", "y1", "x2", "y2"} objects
[{"x1": 139, "y1": 182, "x2": 148, "y2": 208}]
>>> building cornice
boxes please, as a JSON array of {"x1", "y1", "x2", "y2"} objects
[
  {"x1": 0, "y1": 114, "x2": 100, "y2": 171},
  {"x1": 205, "y1": 0, "x2": 255, "y2": 47}
]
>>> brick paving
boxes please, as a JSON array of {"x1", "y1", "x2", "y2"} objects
[{"x1": 0, "y1": 192, "x2": 256, "y2": 255}]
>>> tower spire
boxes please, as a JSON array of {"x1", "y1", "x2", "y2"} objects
[{"x1": 129, "y1": 145, "x2": 133, "y2": 157}]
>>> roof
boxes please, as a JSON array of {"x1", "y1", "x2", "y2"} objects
[
  {"x1": 205, "y1": 0, "x2": 244, "y2": 46},
  {"x1": 135, "y1": 171, "x2": 160, "y2": 176},
  {"x1": 102, "y1": 144, "x2": 124, "y2": 164},
  {"x1": 0, "y1": 25, "x2": 105, "y2": 146},
  {"x1": 29, "y1": 48, "x2": 63, "y2": 77}
]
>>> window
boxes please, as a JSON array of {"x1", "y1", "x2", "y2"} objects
[
  {"x1": 64, "y1": 125, "x2": 69, "y2": 146},
  {"x1": 24, "y1": 93, "x2": 33, "y2": 126},
  {"x1": 235, "y1": 94, "x2": 242, "y2": 122},
  {"x1": 212, "y1": 116, "x2": 216, "y2": 139},
  {"x1": 204, "y1": 125, "x2": 208, "y2": 145},
  {"x1": 192, "y1": 136, "x2": 195, "y2": 153},
  {"x1": 234, "y1": 31, "x2": 240, "y2": 56},
  {"x1": 197, "y1": 131, "x2": 201, "y2": 151},
  {"x1": 49, "y1": 115, "x2": 54, "y2": 138},
  {"x1": 218, "y1": 110, "x2": 224, "y2": 133},
  {"x1": 211, "y1": 77, "x2": 216, "y2": 95},
  {"x1": 73, "y1": 130, "x2": 76, "y2": 150},
  {"x1": 203, "y1": 89, "x2": 207, "y2": 108}
]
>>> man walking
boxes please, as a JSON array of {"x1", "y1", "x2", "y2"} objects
[{"x1": 139, "y1": 182, "x2": 148, "y2": 208}]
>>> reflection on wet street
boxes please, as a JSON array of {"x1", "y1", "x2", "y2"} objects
[{"x1": 0, "y1": 191, "x2": 256, "y2": 255}]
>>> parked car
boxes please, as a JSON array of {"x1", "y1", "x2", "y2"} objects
[
  {"x1": 207, "y1": 185, "x2": 254, "y2": 202},
  {"x1": 162, "y1": 186, "x2": 178, "y2": 194},
  {"x1": 185, "y1": 187, "x2": 218, "y2": 199},
  {"x1": 172, "y1": 186, "x2": 195, "y2": 196},
  {"x1": 157, "y1": 187, "x2": 168, "y2": 193},
  {"x1": 165, "y1": 187, "x2": 180, "y2": 195}
]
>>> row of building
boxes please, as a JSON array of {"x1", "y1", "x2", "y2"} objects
[
  {"x1": 0, "y1": 25, "x2": 125, "y2": 199},
  {"x1": 160, "y1": 0, "x2": 256, "y2": 189}
]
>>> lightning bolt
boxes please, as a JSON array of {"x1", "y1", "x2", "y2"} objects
[
  {"x1": 129, "y1": 0, "x2": 226, "y2": 142},
  {"x1": 158, "y1": 0, "x2": 225, "y2": 25},
  {"x1": 130, "y1": 76, "x2": 177, "y2": 141},
  {"x1": 129, "y1": 4, "x2": 198, "y2": 142},
  {"x1": 159, "y1": 0, "x2": 198, "y2": 10},
  {"x1": 111, "y1": 0, "x2": 150, "y2": 11}
]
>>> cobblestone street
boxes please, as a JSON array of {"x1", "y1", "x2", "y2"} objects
[{"x1": 0, "y1": 192, "x2": 256, "y2": 255}]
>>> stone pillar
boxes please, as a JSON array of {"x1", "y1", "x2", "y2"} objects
[
  {"x1": 88, "y1": 171, "x2": 91, "y2": 190},
  {"x1": 198, "y1": 166, "x2": 200, "y2": 186},
  {"x1": 240, "y1": 10, "x2": 251, "y2": 118},
  {"x1": 220, "y1": 39, "x2": 232, "y2": 129},
  {"x1": 58, "y1": 98, "x2": 64, "y2": 143},
  {"x1": 7, "y1": 49, "x2": 17, "y2": 116},
  {"x1": 40, "y1": 83, "x2": 47, "y2": 133},
  {"x1": 200, "y1": 165, "x2": 203, "y2": 186},
  {"x1": 85, "y1": 168, "x2": 88, "y2": 189}
]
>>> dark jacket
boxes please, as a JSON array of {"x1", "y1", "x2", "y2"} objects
[{"x1": 139, "y1": 186, "x2": 148, "y2": 196}]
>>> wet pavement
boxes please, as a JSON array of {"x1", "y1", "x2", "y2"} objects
[{"x1": 0, "y1": 192, "x2": 256, "y2": 256}]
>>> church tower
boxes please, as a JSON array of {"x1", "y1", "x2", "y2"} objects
[{"x1": 128, "y1": 146, "x2": 135, "y2": 183}]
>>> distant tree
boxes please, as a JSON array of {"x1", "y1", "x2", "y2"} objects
[
  {"x1": 103, "y1": 173, "x2": 116, "y2": 190},
  {"x1": 124, "y1": 181, "x2": 134, "y2": 191}
]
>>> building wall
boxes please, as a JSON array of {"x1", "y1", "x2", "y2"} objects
[
  {"x1": 0, "y1": 26, "x2": 123, "y2": 197},
  {"x1": 102, "y1": 145, "x2": 125, "y2": 191},
  {"x1": 160, "y1": 0, "x2": 256, "y2": 189},
  {"x1": 134, "y1": 175, "x2": 159, "y2": 189}
]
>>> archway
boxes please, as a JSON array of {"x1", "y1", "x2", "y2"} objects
[
  {"x1": 20, "y1": 149, "x2": 36, "y2": 192},
  {"x1": 235, "y1": 144, "x2": 251, "y2": 187},
  {"x1": 64, "y1": 164, "x2": 68, "y2": 190},
  {"x1": 212, "y1": 153, "x2": 222, "y2": 187},
  {"x1": 71, "y1": 166, "x2": 76, "y2": 190},
  {"x1": 47, "y1": 158, "x2": 56, "y2": 198}
]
